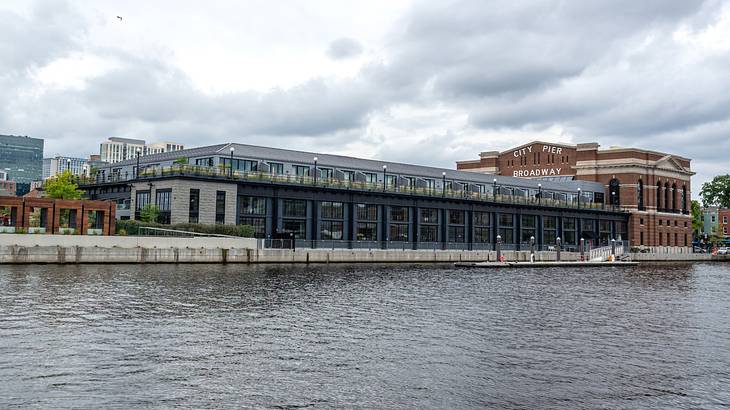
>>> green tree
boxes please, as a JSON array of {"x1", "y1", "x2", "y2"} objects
[
  {"x1": 45, "y1": 170, "x2": 84, "y2": 199},
  {"x1": 139, "y1": 204, "x2": 160, "y2": 223},
  {"x1": 700, "y1": 175, "x2": 730, "y2": 208},
  {"x1": 173, "y1": 157, "x2": 188, "y2": 165},
  {"x1": 691, "y1": 200, "x2": 703, "y2": 236}
]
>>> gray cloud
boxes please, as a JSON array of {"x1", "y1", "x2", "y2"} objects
[
  {"x1": 326, "y1": 37, "x2": 364, "y2": 60},
  {"x1": 1, "y1": 0, "x2": 729, "y2": 194}
]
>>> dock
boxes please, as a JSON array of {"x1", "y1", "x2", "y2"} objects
[{"x1": 455, "y1": 261, "x2": 640, "y2": 268}]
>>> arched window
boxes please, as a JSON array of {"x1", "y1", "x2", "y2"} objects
[
  {"x1": 656, "y1": 181, "x2": 662, "y2": 211},
  {"x1": 682, "y1": 185, "x2": 687, "y2": 213},
  {"x1": 671, "y1": 183, "x2": 677, "y2": 212},
  {"x1": 664, "y1": 182, "x2": 670, "y2": 213},
  {"x1": 637, "y1": 179, "x2": 644, "y2": 210},
  {"x1": 609, "y1": 178, "x2": 620, "y2": 206}
]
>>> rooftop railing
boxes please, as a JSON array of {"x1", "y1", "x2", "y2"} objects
[{"x1": 79, "y1": 164, "x2": 629, "y2": 213}]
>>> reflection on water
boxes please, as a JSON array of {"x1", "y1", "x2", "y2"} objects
[{"x1": 1, "y1": 263, "x2": 729, "y2": 408}]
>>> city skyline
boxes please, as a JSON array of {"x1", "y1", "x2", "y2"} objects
[{"x1": 1, "y1": 0, "x2": 729, "y2": 193}]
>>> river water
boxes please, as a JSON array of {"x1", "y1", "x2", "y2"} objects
[{"x1": 1, "y1": 262, "x2": 729, "y2": 409}]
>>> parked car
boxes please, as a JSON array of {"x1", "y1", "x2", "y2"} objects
[
  {"x1": 718, "y1": 247, "x2": 729, "y2": 255},
  {"x1": 693, "y1": 246, "x2": 707, "y2": 253}
]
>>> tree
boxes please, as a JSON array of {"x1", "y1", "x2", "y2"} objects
[
  {"x1": 700, "y1": 175, "x2": 730, "y2": 208},
  {"x1": 173, "y1": 157, "x2": 188, "y2": 165},
  {"x1": 139, "y1": 204, "x2": 160, "y2": 223},
  {"x1": 45, "y1": 170, "x2": 84, "y2": 199},
  {"x1": 691, "y1": 200, "x2": 703, "y2": 236}
]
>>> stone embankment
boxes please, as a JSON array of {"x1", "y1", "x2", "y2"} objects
[{"x1": 1, "y1": 235, "x2": 725, "y2": 264}]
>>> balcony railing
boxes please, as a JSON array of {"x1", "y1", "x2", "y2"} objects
[{"x1": 77, "y1": 164, "x2": 629, "y2": 213}]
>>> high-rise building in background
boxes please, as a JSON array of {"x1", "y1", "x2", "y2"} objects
[
  {"x1": 99, "y1": 137, "x2": 184, "y2": 163},
  {"x1": 43, "y1": 156, "x2": 89, "y2": 179},
  {"x1": 0, "y1": 134, "x2": 44, "y2": 195}
]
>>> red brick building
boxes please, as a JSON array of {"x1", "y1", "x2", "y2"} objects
[
  {"x1": 0, "y1": 197, "x2": 116, "y2": 235},
  {"x1": 456, "y1": 141, "x2": 693, "y2": 247}
]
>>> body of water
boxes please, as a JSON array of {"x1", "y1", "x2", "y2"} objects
[{"x1": 1, "y1": 262, "x2": 729, "y2": 408}]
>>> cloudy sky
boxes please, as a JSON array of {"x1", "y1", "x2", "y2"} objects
[{"x1": 2, "y1": 0, "x2": 729, "y2": 192}]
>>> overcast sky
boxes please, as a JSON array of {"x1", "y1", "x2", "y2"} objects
[{"x1": 1, "y1": 0, "x2": 729, "y2": 192}]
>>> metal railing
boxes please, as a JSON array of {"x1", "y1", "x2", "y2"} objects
[
  {"x1": 75, "y1": 164, "x2": 628, "y2": 213},
  {"x1": 137, "y1": 226, "x2": 236, "y2": 238}
]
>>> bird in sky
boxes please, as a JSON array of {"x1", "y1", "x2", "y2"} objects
[{"x1": 116, "y1": 15, "x2": 122, "y2": 21}]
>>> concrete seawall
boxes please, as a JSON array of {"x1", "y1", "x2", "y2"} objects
[
  {"x1": 1, "y1": 234, "x2": 583, "y2": 264},
  {"x1": 2, "y1": 235, "x2": 724, "y2": 264}
]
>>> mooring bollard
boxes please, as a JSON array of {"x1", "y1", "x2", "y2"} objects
[
  {"x1": 556, "y1": 237, "x2": 562, "y2": 261},
  {"x1": 496, "y1": 234, "x2": 502, "y2": 262},
  {"x1": 530, "y1": 235, "x2": 535, "y2": 263},
  {"x1": 580, "y1": 238, "x2": 585, "y2": 261},
  {"x1": 611, "y1": 238, "x2": 616, "y2": 262}
]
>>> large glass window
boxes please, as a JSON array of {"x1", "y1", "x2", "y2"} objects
[
  {"x1": 155, "y1": 190, "x2": 171, "y2": 211},
  {"x1": 419, "y1": 225, "x2": 438, "y2": 242},
  {"x1": 563, "y1": 217, "x2": 577, "y2": 245},
  {"x1": 283, "y1": 199, "x2": 307, "y2": 218},
  {"x1": 390, "y1": 207, "x2": 408, "y2": 222},
  {"x1": 239, "y1": 196, "x2": 266, "y2": 215},
  {"x1": 215, "y1": 191, "x2": 226, "y2": 224},
  {"x1": 356, "y1": 222, "x2": 377, "y2": 241},
  {"x1": 269, "y1": 162, "x2": 284, "y2": 175},
  {"x1": 320, "y1": 220, "x2": 344, "y2": 240},
  {"x1": 221, "y1": 158, "x2": 258, "y2": 172},
  {"x1": 283, "y1": 219, "x2": 306, "y2": 239},
  {"x1": 364, "y1": 172, "x2": 377, "y2": 184},
  {"x1": 356, "y1": 204, "x2": 377, "y2": 221},
  {"x1": 389, "y1": 223, "x2": 409, "y2": 241},
  {"x1": 239, "y1": 217, "x2": 265, "y2": 238},
  {"x1": 498, "y1": 213, "x2": 514, "y2": 244},
  {"x1": 293, "y1": 165, "x2": 309, "y2": 177},
  {"x1": 135, "y1": 191, "x2": 150, "y2": 210},
  {"x1": 189, "y1": 189, "x2": 199, "y2": 223},
  {"x1": 321, "y1": 201, "x2": 344, "y2": 219},
  {"x1": 420, "y1": 208, "x2": 438, "y2": 224},
  {"x1": 543, "y1": 216, "x2": 557, "y2": 245},
  {"x1": 194, "y1": 157, "x2": 213, "y2": 166},
  {"x1": 448, "y1": 226, "x2": 465, "y2": 242},
  {"x1": 599, "y1": 220, "x2": 612, "y2": 245},
  {"x1": 637, "y1": 179, "x2": 644, "y2": 210},
  {"x1": 520, "y1": 215, "x2": 537, "y2": 244},
  {"x1": 449, "y1": 210, "x2": 465, "y2": 225}
]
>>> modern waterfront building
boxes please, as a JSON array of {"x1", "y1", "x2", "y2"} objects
[
  {"x1": 81, "y1": 142, "x2": 631, "y2": 250},
  {"x1": 456, "y1": 141, "x2": 694, "y2": 247},
  {"x1": 0, "y1": 134, "x2": 44, "y2": 196},
  {"x1": 43, "y1": 156, "x2": 89, "y2": 179},
  {"x1": 99, "y1": 137, "x2": 184, "y2": 164}
]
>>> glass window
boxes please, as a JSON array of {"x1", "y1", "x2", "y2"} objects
[
  {"x1": 215, "y1": 191, "x2": 226, "y2": 224},
  {"x1": 239, "y1": 217, "x2": 265, "y2": 238},
  {"x1": 356, "y1": 222, "x2": 377, "y2": 241},
  {"x1": 269, "y1": 162, "x2": 284, "y2": 175},
  {"x1": 283, "y1": 199, "x2": 307, "y2": 218},
  {"x1": 319, "y1": 168, "x2": 334, "y2": 179},
  {"x1": 283, "y1": 219, "x2": 306, "y2": 239},
  {"x1": 385, "y1": 175, "x2": 397, "y2": 187},
  {"x1": 239, "y1": 196, "x2": 266, "y2": 215},
  {"x1": 520, "y1": 215, "x2": 537, "y2": 243},
  {"x1": 390, "y1": 206, "x2": 408, "y2": 222},
  {"x1": 420, "y1": 208, "x2": 438, "y2": 224},
  {"x1": 543, "y1": 216, "x2": 557, "y2": 245},
  {"x1": 342, "y1": 170, "x2": 355, "y2": 181},
  {"x1": 356, "y1": 204, "x2": 377, "y2": 221},
  {"x1": 194, "y1": 157, "x2": 213, "y2": 166},
  {"x1": 498, "y1": 213, "x2": 514, "y2": 244},
  {"x1": 293, "y1": 165, "x2": 309, "y2": 177},
  {"x1": 448, "y1": 226, "x2": 465, "y2": 242},
  {"x1": 364, "y1": 173, "x2": 377, "y2": 184},
  {"x1": 155, "y1": 190, "x2": 171, "y2": 212},
  {"x1": 563, "y1": 217, "x2": 577, "y2": 245},
  {"x1": 320, "y1": 220, "x2": 343, "y2": 240},
  {"x1": 474, "y1": 227, "x2": 490, "y2": 243},
  {"x1": 449, "y1": 210, "x2": 465, "y2": 225},
  {"x1": 474, "y1": 212, "x2": 490, "y2": 226},
  {"x1": 582, "y1": 219, "x2": 595, "y2": 232},
  {"x1": 135, "y1": 191, "x2": 150, "y2": 210},
  {"x1": 321, "y1": 201, "x2": 344, "y2": 219},
  {"x1": 419, "y1": 225, "x2": 438, "y2": 242},
  {"x1": 189, "y1": 189, "x2": 199, "y2": 223},
  {"x1": 389, "y1": 224, "x2": 409, "y2": 241}
]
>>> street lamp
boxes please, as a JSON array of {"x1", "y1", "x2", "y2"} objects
[
  {"x1": 382, "y1": 165, "x2": 387, "y2": 192},
  {"x1": 442, "y1": 171, "x2": 446, "y2": 197},
  {"x1": 537, "y1": 183, "x2": 542, "y2": 205},
  {"x1": 577, "y1": 187, "x2": 581, "y2": 209},
  {"x1": 611, "y1": 190, "x2": 616, "y2": 210},
  {"x1": 135, "y1": 148, "x2": 142, "y2": 179},
  {"x1": 313, "y1": 156, "x2": 318, "y2": 185},
  {"x1": 493, "y1": 178, "x2": 498, "y2": 201},
  {"x1": 229, "y1": 146, "x2": 235, "y2": 178}
]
